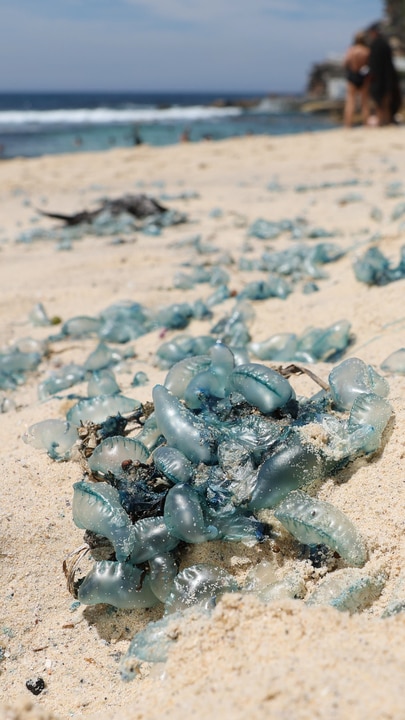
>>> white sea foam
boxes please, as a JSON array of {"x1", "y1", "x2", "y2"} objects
[{"x1": 0, "y1": 105, "x2": 242, "y2": 127}]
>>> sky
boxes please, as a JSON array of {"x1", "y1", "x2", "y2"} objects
[{"x1": 0, "y1": 0, "x2": 383, "y2": 93}]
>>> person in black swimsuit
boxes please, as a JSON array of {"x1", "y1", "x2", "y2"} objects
[
  {"x1": 367, "y1": 23, "x2": 401, "y2": 125},
  {"x1": 343, "y1": 31, "x2": 371, "y2": 127}
]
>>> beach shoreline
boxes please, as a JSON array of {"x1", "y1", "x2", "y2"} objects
[{"x1": 1, "y1": 127, "x2": 405, "y2": 720}]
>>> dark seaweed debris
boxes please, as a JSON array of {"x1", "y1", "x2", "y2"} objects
[{"x1": 38, "y1": 194, "x2": 168, "y2": 225}]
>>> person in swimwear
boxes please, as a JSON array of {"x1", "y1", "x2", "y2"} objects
[
  {"x1": 367, "y1": 22, "x2": 401, "y2": 126},
  {"x1": 343, "y1": 31, "x2": 371, "y2": 127}
]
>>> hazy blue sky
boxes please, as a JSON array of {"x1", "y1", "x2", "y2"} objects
[{"x1": 0, "y1": 0, "x2": 383, "y2": 92}]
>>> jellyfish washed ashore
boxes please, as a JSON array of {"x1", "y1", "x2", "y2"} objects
[{"x1": 25, "y1": 345, "x2": 394, "y2": 680}]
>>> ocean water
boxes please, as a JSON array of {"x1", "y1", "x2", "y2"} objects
[{"x1": 0, "y1": 91, "x2": 338, "y2": 159}]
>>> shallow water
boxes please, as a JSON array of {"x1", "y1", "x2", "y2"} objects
[{"x1": 0, "y1": 91, "x2": 338, "y2": 158}]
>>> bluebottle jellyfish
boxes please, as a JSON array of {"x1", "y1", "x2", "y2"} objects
[
  {"x1": 77, "y1": 561, "x2": 158, "y2": 609},
  {"x1": 274, "y1": 490, "x2": 368, "y2": 567},
  {"x1": 120, "y1": 613, "x2": 183, "y2": 680},
  {"x1": 329, "y1": 357, "x2": 389, "y2": 411},
  {"x1": 165, "y1": 564, "x2": 239, "y2": 613},
  {"x1": 153, "y1": 445, "x2": 193, "y2": 484},
  {"x1": 87, "y1": 436, "x2": 150, "y2": 478},
  {"x1": 183, "y1": 342, "x2": 234, "y2": 409},
  {"x1": 38, "y1": 363, "x2": 86, "y2": 400},
  {"x1": 20, "y1": 336, "x2": 393, "y2": 677},
  {"x1": 164, "y1": 483, "x2": 219, "y2": 543},
  {"x1": 152, "y1": 385, "x2": 217, "y2": 464},
  {"x1": 229, "y1": 363, "x2": 293, "y2": 414},
  {"x1": 87, "y1": 369, "x2": 120, "y2": 397},
  {"x1": 67, "y1": 394, "x2": 141, "y2": 426},
  {"x1": 306, "y1": 568, "x2": 386, "y2": 613},
  {"x1": 247, "y1": 432, "x2": 325, "y2": 510},
  {"x1": 129, "y1": 517, "x2": 180, "y2": 564},
  {"x1": 23, "y1": 419, "x2": 78, "y2": 461},
  {"x1": 72, "y1": 481, "x2": 135, "y2": 562},
  {"x1": 380, "y1": 348, "x2": 405, "y2": 374},
  {"x1": 148, "y1": 553, "x2": 179, "y2": 603}
]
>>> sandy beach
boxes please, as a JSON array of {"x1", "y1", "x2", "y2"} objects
[{"x1": 1, "y1": 127, "x2": 405, "y2": 720}]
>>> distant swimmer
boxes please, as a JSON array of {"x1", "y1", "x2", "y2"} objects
[
  {"x1": 180, "y1": 128, "x2": 190, "y2": 142},
  {"x1": 132, "y1": 126, "x2": 143, "y2": 145}
]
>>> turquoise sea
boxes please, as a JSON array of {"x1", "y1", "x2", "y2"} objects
[{"x1": 0, "y1": 91, "x2": 338, "y2": 159}]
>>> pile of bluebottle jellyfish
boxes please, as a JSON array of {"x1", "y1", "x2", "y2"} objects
[{"x1": 24, "y1": 331, "x2": 400, "y2": 681}]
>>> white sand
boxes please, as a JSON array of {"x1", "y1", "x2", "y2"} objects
[{"x1": 1, "y1": 128, "x2": 405, "y2": 719}]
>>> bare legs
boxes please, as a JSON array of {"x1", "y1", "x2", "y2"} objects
[
  {"x1": 344, "y1": 81, "x2": 370, "y2": 127},
  {"x1": 344, "y1": 83, "x2": 356, "y2": 127}
]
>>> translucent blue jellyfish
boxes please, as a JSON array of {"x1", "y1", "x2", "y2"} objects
[
  {"x1": 154, "y1": 303, "x2": 194, "y2": 330},
  {"x1": 249, "y1": 334, "x2": 298, "y2": 362},
  {"x1": 348, "y1": 392, "x2": 392, "y2": 453},
  {"x1": 247, "y1": 432, "x2": 325, "y2": 510},
  {"x1": 67, "y1": 394, "x2": 141, "y2": 426},
  {"x1": 307, "y1": 319, "x2": 351, "y2": 361},
  {"x1": 210, "y1": 300, "x2": 254, "y2": 347},
  {"x1": 329, "y1": 357, "x2": 389, "y2": 411},
  {"x1": 211, "y1": 512, "x2": 265, "y2": 545},
  {"x1": 148, "y1": 553, "x2": 179, "y2": 603},
  {"x1": 164, "y1": 483, "x2": 218, "y2": 543},
  {"x1": 173, "y1": 272, "x2": 196, "y2": 290},
  {"x1": 306, "y1": 568, "x2": 386, "y2": 613},
  {"x1": 183, "y1": 342, "x2": 234, "y2": 409},
  {"x1": 220, "y1": 416, "x2": 282, "y2": 456},
  {"x1": 0, "y1": 395, "x2": 15, "y2": 413},
  {"x1": 249, "y1": 218, "x2": 282, "y2": 240},
  {"x1": 381, "y1": 574, "x2": 405, "y2": 617},
  {"x1": 380, "y1": 348, "x2": 405, "y2": 374},
  {"x1": 353, "y1": 245, "x2": 405, "y2": 285},
  {"x1": 156, "y1": 336, "x2": 215, "y2": 371},
  {"x1": 152, "y1": 385, "x2": 217, "y2": 464},
  {"x1": 0, "y1": 349, "x2": 42, "y2": 375},
  {"x1": 133, "y1": 413, "x2": 164, "y2": 452},
  {"x1": 120, "y1": 611, "x2": 190, "y2": 680},
  {"x1": 61, "y1": 316, "x2": 102, "y2": 338},
  {"x1": 214, "y1": 440, "x2": 259, "y2": 504},
  {"x1": 72, "y1": 481, "x2": 135, "y2": 561},
  {"x1": 165, "y1": 564, "x2": 239, "y2": 613},
  {"x1": 229, "y1": 363, "x2": 293, "y2": 414},
  {"x1": 84, "y1": 342, "x2": 118, "y2": 372},
  {"x1": 38, "y1": 363, "x2": 86, "y2": 400},
  {"x1": 391, "y1": 200, "x2": 405, "y2": 221},
  {"x1": 87, "y1": 369, "x2": 120, "y2": 397},
  {"x1": 131, "y1": 371, "x2": 149, "y2": 387},
  {"x1": 274, "y1": 490, "x2": 368, "y2": 567},
  {"x1": 23, "y1": 419, "x2": 78, "y2": 461},
  {"x1": 164, "y1": 355, "x2": 211, "y2": 398},
  {"x1": 153, "y1": 446, "x2": 194, "y2": 484},
  {"x1": 10, "y1": 337, "x2": 48, "y2": 357},
  {"x1": 129, "y1": 517, "x2": 180, "y2": 564},
  {"x1": 28, "y1": 302, "x2": 52, "y2": 326},
  {"x1": 155, "y1": 336, "x2": 196, "y2": 370},
  {"x1": 87, "y1": 436, "x2": 150, "y2": 478},
  {"x1": 206, "y1": 284, "x2": 231, "y2": 307},
  {"x1": 77, "y1": 561, "x2": 158, "y2": 609},
  {"x1": 244, "y1": 561, "x2": 306, "y2": 602},
  {"x1": 237, "y1": 278, "x2": 291, "y2": 301}
]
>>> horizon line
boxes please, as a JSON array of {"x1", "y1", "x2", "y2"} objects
[{"x1": 0, "y1": 88, "x2": 304, "y2": 96}]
